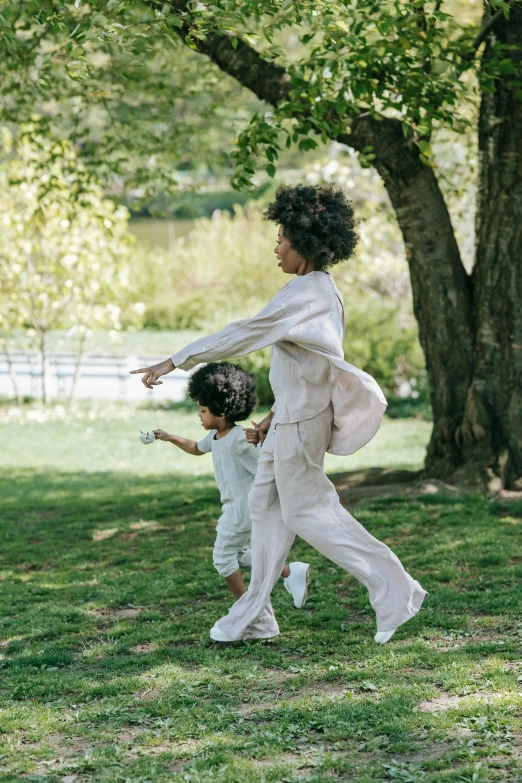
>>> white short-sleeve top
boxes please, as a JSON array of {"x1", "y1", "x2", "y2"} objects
[{"x1": 197, "y1": 425, "x2": 259, "y2": 533}]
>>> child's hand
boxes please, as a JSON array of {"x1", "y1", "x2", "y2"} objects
[
  {"x1": 153, "y1": 429, "x2": 172, "y2": 441},
  {"x1": 243, "y1": 421, "x2": 261, "y2": 446}
]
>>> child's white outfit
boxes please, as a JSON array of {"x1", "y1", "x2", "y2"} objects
[
  {"x1": 197, "y1": 425, "x2": 259, "y2": 578},
  {"x1": 173, "y1": 271, "x2": 427, "y2": 640}
]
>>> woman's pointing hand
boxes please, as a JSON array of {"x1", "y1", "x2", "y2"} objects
[{"x1": 130, "y1": 358, "x2": 176, "y2": 389}]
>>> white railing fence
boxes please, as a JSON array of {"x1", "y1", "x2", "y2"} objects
[{"x1": 0, "y1": 353, "x2": 190, "y2": 402}]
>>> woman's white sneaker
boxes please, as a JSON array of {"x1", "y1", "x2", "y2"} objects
[
  {"x1": 210, "y1": 623, "x2": 234, "y2": 642},
  {"x1": 374, "y1": 629, "x2": 396, "y2": 644},
  {"x1": 284, "y1": 562, "x2": 311, "y2": 609}
]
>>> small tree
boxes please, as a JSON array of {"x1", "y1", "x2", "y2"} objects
[{"x1": 0, "y1": 125, "x2": 135, "y2": 402}]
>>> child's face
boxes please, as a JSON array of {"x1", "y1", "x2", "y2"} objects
[
  {"x1": 274, "y1": 225, "x2": 307, "y2": 274},
  {"x1": 198, "y1": 404, "x2": 225, "y2": 430}
]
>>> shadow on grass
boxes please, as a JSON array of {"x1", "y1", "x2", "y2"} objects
[{"x1": 0, "y1": 469, "x2": 521, "y2": 781}]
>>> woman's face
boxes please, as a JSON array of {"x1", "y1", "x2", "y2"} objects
[{"x1": 274, "y1": 225, "x2": 315, "y2": 275}]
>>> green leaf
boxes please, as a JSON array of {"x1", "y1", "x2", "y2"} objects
[
  {"x1": 184, "y1": 35, "x2": 198, "y2": 50},
  {"x1": 266, "y1": 163, "x2": 276, "y2": 177},
  {"x1": 418, "y1": 140, "x2": 432, "y2": 157},
  {"x1": 335, "y1": 95, "x2": 347, "y2": 116}
]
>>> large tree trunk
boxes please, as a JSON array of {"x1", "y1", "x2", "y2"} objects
[
  {"x1": 339, "y1": 122, "x2": 475, "y2": 479},
  {"x1": 448, "y1": 6, "x2": 522, "y2": 490}
]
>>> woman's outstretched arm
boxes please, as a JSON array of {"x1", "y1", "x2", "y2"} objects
[
  {"x1": 130, "y1": 298, "x2": 288, "y2": 389},
  {"x1": 171, "y1": 299, "x2": 286, "y2": 370}
]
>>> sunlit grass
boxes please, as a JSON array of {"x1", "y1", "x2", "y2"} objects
[
  {"x1": 0, "y1": 399, "x2": 431, "y2": 476},
  {"x1": 0, "y1": 405, "x2": 520, "y2": 781}
]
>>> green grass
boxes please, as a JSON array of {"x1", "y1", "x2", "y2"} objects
[
  {"x1": 0, "y1": 399, "x2": 431, "y2": 477},
  {"x1": 0, "y1": 403, "x2": 521, "y2": 782}
]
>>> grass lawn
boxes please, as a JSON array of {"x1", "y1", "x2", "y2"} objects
[{"x1": 0, "y1": 403, "x2": 521, "y2": 782}]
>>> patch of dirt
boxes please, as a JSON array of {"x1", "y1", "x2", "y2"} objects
[
  {"x1": 418, "y1": 691, "x2": 507, "y2": 713},
  {"x1": 424, "y1": 626, "x2": 517, "y2": 651},
  {"x1": 332, "y1": 468, "x2": 422, "y2": 491},
  {"x1": 92, "y1": 527, "x2": 119, "y2": 542},
  {"x1": 87, "y1": 606, "x2": 141, "y2": 620},
  {"x1": 129, "y1": 520, "x2": 166, "y2": 532},
  {"x1": 134, "y1": 686, "x2": 165, "y2": 701},
  {"x1": 114, "y1": 728, "x2": 143, "y2": 744},
  {"x1": 493, "y1": 489, "x2": 522, "y2": 502},
  {"x1": 252, "y1": 750, "x2": 312, "y2": 770},
  {"x1": 33, "y1": 736, "x2": 96, "y2": 774},
  {"x1": 130, "y1": 643, "x2": 160, "y2": 654},
  {"x1": 262, "y1": 668, "x2": 299, "y2": 683},
  {"x1": 17, "y1": 733, "x2": 69, "y2": 752},
  {"x1": 251, "y1": 742, "x2": 449, "y2": 777},
  {"x1": 400, "y1": 742, "x2": 451, "y2": 762},
  {"x1": 237, "y1": 681, "x2": 353, "y2": 717},
  {"x1": 331, "y1": 468, "x2": 462, "y2": 506}
]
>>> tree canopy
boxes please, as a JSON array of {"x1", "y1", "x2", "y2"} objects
[{"x1": 0, "y1": 1, "x2": 508, "y2": 191}]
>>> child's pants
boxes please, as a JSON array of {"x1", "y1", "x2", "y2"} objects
[
  {"x1": 215, "y1": 404, "x2": 427, "y2": 640},
  {"x1": 213, "y1": 529, "x2": 252, "y2": 578}
]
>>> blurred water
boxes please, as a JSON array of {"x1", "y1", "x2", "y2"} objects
[{"x1": 128, "y1": 218, "x2": 195, "y2": 250}]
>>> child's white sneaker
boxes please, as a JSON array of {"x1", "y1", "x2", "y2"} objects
[
  {"x1": 284, "y1": 562, "x2": 311, "y2": 609},
  {"x1": 238, "y1": 547, "x2": 252, "y2": 569}
]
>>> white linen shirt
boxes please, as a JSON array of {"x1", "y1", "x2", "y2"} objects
[
  {"x1": 197, "y1": 425, "x2": 259, "y2": 533},
  {"x1": 173, "y1": 271, "x2": 387, "y2": 456}
]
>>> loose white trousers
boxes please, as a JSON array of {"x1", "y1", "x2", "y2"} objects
[{"x1": 216, "y1": 406, "x2": 427, "y2": 640}]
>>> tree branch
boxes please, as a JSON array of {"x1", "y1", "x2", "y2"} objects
[
  {"x1": 146, "y1": 0, "x2": 292, "y2": 105},
  {"x1": 465, "y1": 2, "x2": 513, "y2": 60},
  {"x1": 471, "y1": 7, "x2": 506, "y2": 51}
]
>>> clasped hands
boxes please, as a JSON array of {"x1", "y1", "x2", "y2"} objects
[{"x1": 243, "y1": 413, "x2": 273, "y2": 446}]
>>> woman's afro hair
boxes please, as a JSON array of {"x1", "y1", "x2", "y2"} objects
[
  {"x1": 264, "y1": 184, "x2": 358, "y2": 269},
  {"x1": 187, "y1": 362, "x2": 257, "y2": 423}
]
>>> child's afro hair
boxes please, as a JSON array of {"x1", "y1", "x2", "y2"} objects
[
  {"x1": 264, "y1": 184, "x2": 357, "y2": 270},
  {"x1": 187, "y1": 362, "x2": 257, "y2": 423}
]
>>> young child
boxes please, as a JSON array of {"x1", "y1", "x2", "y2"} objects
[{"x1": 153, "y1": 361, "x2": 311, "y2": 607}]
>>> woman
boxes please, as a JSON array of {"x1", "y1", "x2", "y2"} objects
[{"x1": 131, "y1": 185, "x2": 427, "y2": 644}]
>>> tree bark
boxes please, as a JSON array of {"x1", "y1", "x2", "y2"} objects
[
  {"x1": 39, "y1": 329, "x2": 47, "y2": 404},
  {"x1": 0, "y1": 339, "x2": 22, "y2": 404},
  {"x1": 338, "y1": 122, "x2": 475, "y2": 477},
  {"x1": 69, "y1": 333, "x2": 86, "y2": 402},
  {"x1": 452, "y1": 5, "x2": 522, "y2": 490}
]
